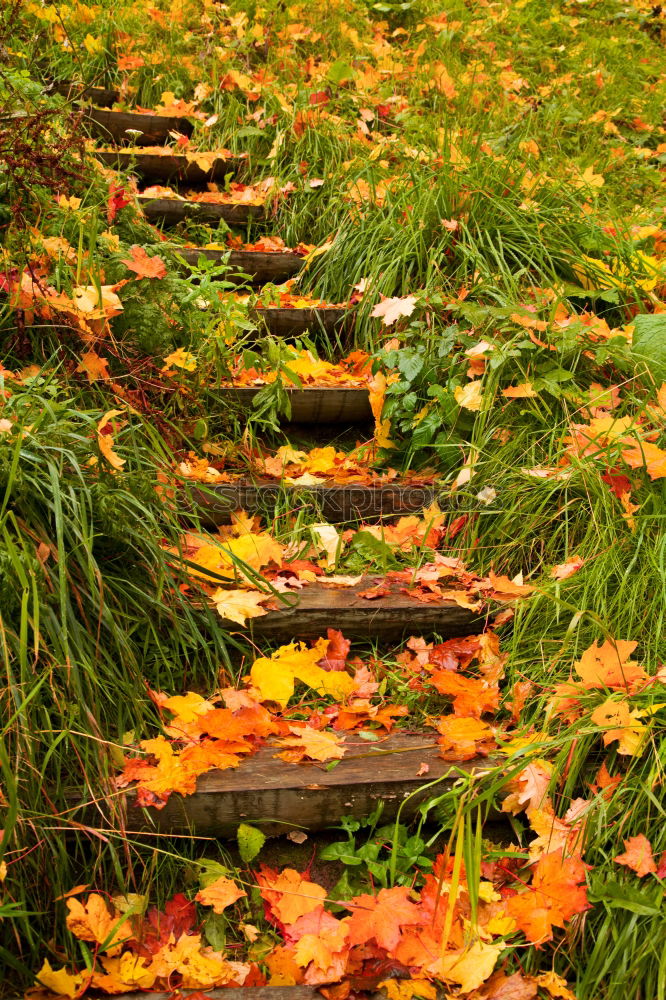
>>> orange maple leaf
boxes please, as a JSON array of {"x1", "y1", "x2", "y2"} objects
[
  {"x1": 196, "y1": 875, "x2": 247, "y2": 912},
  {"x1": 505, "y1": 850, "x2": 589, "y2": 944},
  {"x1": 436, "y1": 715, "x2": 495, "y2": 761},
  {"x1": 65, "y1": 895, "x2": 129, "y2": 955},
  {"x1": 614, "y1": 834, "x2": 656, "y2": 877},
  {"x1": 76, "y1": 351, "x2": 110, "y2": 382},
  {"x1": 257, "y1": 867, "x2": 327, "y2": 926},
  {"x1": 122, "y1": 245, "x2": 167, "y2": 279},
  {"x1": 345, "y1": 886, "x2": 421, "y2": 951},
  {"x1": 574, "y1": 639, "x2": 646, "y2": 692},
  {"x1": 428, "y1": 671, "x2": 499, "y2": 718},
  {"x1": 621, "y1": 440, "x2": 666, "y2": 480}
]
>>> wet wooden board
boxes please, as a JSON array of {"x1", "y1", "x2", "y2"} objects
[
  {"x1": 138, "y1": 195, "x2": 263, "y2": 226},
  {"x1": 96, "y1": 150, "x2": 236, "y2": 183},
  {"x1": 129, "y1": 733, "x2": 481, "y2": 835},
  {"x1": 179, "y1": 247, "x2": 304, "y2": 283},
  {"x1": 219, "y1": 581, "x2": 481, "y2": 641},
  {"x1": 214, "y1": 385, "x2": 372, "y2": 422},
  {"x1": 31, "y1": 989, "x2": 320, "y2": 1000},
  {"x1": 85, "y1": 107, "x2": 193, "y2": 144},
  {"x1": 195, "y1": 480, "x2": 438, "y2": 524},
  {"x1": 52, "y1": 82, "x2": 119, "y2": 106},
  {"x1": 255, "y1": 306, "x2": 349, "y2": 337}
]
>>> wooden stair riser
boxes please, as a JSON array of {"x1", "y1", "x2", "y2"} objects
[
  {"x1": 123, "y1": 735, "x2": 484, "y2": 836},
  {"x1": 214, "y1": 386, "x2": 372, "y2": 422},
  {"x1": 52, "y1": 82, "x2": 119, "y2": 106},
  {"x1": 180, "y1": 247, "x2": 304, "y2": 284},
  {"x1": 219, "y1": 584, "x2": 481, "y2": 641},
  {"x1": 254, "y1": 307, "x2": 349, "y2": 338},
  {"x1": 96, "y1": 150, "x2": 236, "y2": 184},
  {"x1": 194, "y1": 482, "x2": 438, "y2": 524},
  {"x1": 86, "y1": 108, "x2": 194, "y2": 145},
  {"x1": 139, "y1": 196, "x2": 264, "y2": 226}
]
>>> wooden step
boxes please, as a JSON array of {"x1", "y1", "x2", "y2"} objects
[
  {"x1": 96, "y1": 150, "x2": 236, "y2": 184},
  {"x1": 180, "y1": 247, "x2": 304, "y2": 283},
  {"x1": 86, "y1": 107, "x2": 193, "y2": 145},
  {"x1": 195, "y1": 480, "x2": 437, "y2": 524},
  {"x1": 21, "y1": 988, "x2": 319, "y2": 1000},
  {"x1": 126, "y1": 732, "x2": 480, "y2": 835},
  {"x1": 138, "y1": 194, "x2": 263, "y2": 226},
  {"x1": 221, "y1": 581, "x2": 481, "y2": 641},
  {"x1": 215, "y1": 385, "x2": 371, "y2": 422},
  {"x1": 255, "y1": 306, "x2": 349, "y2": 337},
  {"x1": 52, "y1": 81, "x2": 119, "y2": 106}
]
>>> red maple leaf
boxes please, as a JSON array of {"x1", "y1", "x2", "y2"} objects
[
  {"x1": 317, "y1": 629, "x2": 351, "y2": 671},
  {"x1": 107, "y1": 182, "x2": 132, "y2": 223}
]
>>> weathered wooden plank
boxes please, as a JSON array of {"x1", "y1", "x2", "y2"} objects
[
  {"x1": 195, "y1": 480, "x2": 437, "y2": 524},
  {"x1": 42, "y1": 989, "x2": 319, "y2": 1000},
  {"x1": 180, "y1": 247, "x2": 304, "y2": 284},
  {"x1": 129, "y1": 733, "x2": 478, "y2": 835},
  {"x1": 254, "y1": 306, "x2": 349, "y2": 337},
  {"x1": 95, "y1": 150, "x2": 236, "y2": 183},
  {"x1": 52, "y1": 82, "x2": 119, "y2": 106},
  {"x1": 85, "y1": 107, "x2": 193, "y2": 144},
  {"x1": 219, "y1": 581, "x2": 481, "y2": 641},
  {"x1": 139, "y1": 195, "x2": 263, "y2": 226},
  {"x1": 214, "y1": 385, "x2": 371, "y2": 422}
]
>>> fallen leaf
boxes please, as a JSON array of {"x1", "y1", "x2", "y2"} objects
[
  {"x1": 614, "y1": 834, "x2": 656, "y2": 877},
  {"x1": 76, "y1": 351, "x2": 110, "y2": 382},
  {"x1": 454, "y1": 380, "x2": 483, "y2": 411},
  {"x1": 371, "y1": 295, "x2": 418, "y2": 326},
  {"x1": 257, "y1": 867, "x2": 327, "y2": 925},
  {"x1": 122, "y1": 245, "x2": 167, "y2": 279},
  {"x1": 196, "y1": 875, "x2": 247, "y2": 912},
  {"x1": 211, "y1": 589, "x2": 269, "y2": 625}
]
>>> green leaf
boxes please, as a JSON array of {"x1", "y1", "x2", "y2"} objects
[
  {"x1": 631, "y1": 313, "x2": 666, "y2": 384},
  {"x1": 237, "y1": 823, "x2": 266, "y2": 863},
  {"x1": 204, "y1": 911, "x2": 227, "y2": 950},
  {"x1": 396, "y1": 351, "x2": 424, "y2": 382},
  {"x1": 328, "y1": 60, "x2": 356, "y2": 85},
  {"x1": 349, "y1": 530, "x2": 396, "y2": 567}
]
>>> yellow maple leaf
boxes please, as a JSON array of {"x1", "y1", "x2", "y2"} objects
[
  {"x1": 590, "y1": 698, "x2": 646, "y2": 755},
  {"x1": 277, "y1": 725, "x2": 346, "y2": 762},
  {"x1": 438, "y1": 939, "x2": 503, "y2": 992},
  {"x1": 378, "y1": 980, "x2": 437, "y2": 1000},
  {"x1": 162, "y1": 691, "x2": 214, "y2": 724},
  {"x1": 163, "y1": 348, "x2": 197, "y2": 372},
  {"x1": 251, "y1": 639, "x2": 356, "y2": 707},
  {"x1": 192, "y1": 532, "x2": 284, "y2": 582},
  {"x1": 36, "y1": 959, "x2": 85, "y2": 998},
  {"x1": 454, "y1": 380, "x2": 483, "y2": 411},
  {"x1": 97, "y1": 409, "x2": 126, "y2": 471},
  {"x1": 211, "y1": 588, "x2": 269, "y2": 626}
]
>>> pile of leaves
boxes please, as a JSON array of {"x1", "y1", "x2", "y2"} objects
[
  {"x1": 115, "y1": 628, "x2": 505, "y2": 808},
  {"x1": 33, "y1": 850, "x2": 588, "y2": 998},
  {"x1": 215, "y1": 348, "x2": 374, "y2": 388},
  {"x1": 138, "y1": 178, "x2": 290, "y2": 207},
  {"x1": 168, "y1": 509, "x2": 534, "y2": 625}
]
